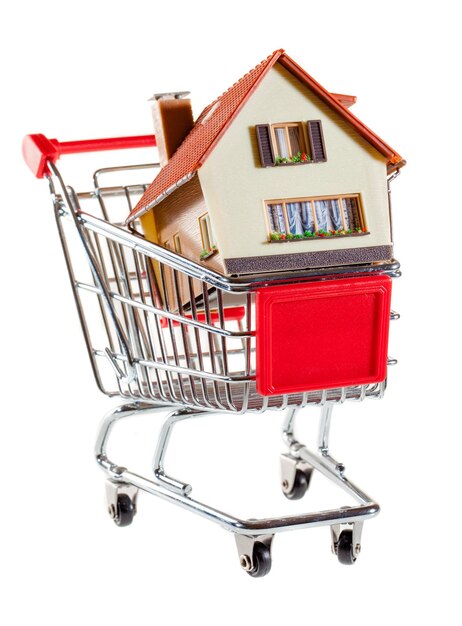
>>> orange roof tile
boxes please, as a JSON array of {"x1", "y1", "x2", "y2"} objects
[{"x1": 128, "y1": 50, "x2": 403, "y2": 223}]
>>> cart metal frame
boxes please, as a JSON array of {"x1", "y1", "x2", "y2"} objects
[{"x1": 26, "y1": 134, "x2": 400, "y2": 576}]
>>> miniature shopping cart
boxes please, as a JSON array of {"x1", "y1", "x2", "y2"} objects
[{"x1": 23, "y1": 133, "x2": 400, "y2": 577}]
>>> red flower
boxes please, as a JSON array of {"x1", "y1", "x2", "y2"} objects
[
  {"x1": 362, "y1": 227, "x2": 367, "y2": 233},
  {"x1": 301, "y1": 153, "x2": 308, "y2": 161},
  {"x1": 280, "y1": 234, "x2": 286, "y2": 240}
]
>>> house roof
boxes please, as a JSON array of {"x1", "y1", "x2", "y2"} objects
[{"x1": 127, "y1": 49, "x2": 403, "y2": 223}]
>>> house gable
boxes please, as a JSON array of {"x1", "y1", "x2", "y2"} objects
[
  {"x1": 127, "y1": 50, "x2": 402, "y2": 224},
  {"x1": 197, "y1": 62, "x2": 392, "y2": 270}
]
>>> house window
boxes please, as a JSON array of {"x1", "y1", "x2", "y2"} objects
[
  {"x1": 271, "y1": 123, "x2": 306, "y2": 161},
  {"x1": 173, "y1": 233, "x2": 182, "y2": 254},
  {"x1": 256, "y1": 120, "x2": 326, "y2": 167},
  {"x1": 199, "y1": 213, "x2": 217, "y2": 259},
  {"x1": 265, "y1": 194, "x2": 367, "y2": 240}
]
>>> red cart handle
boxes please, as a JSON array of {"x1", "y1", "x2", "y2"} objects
[{"x1": 23, "y1": 133, "x2": 157, "y2": 178}]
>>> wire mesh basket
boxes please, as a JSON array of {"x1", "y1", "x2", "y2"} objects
[{"x1": 47, "y1": 156, "x2": 399, "y2": 413}]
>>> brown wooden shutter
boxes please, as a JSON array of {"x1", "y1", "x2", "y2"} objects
[
  {"x1": 344, "y1": 197, "x2": 362, "y2": 230},
  {"x1": 307, "y1": 120, "x2": 327, "y2": 162},
  {"x1": 255, "y1": 124, "x2": 275, "y2": 167},
  {"x1": 344, "y1": 198, "x2": 355, "y2": 228}
]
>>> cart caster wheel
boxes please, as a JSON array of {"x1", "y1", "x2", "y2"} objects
[
  {"x1": 240, "y1": 541, "x2": 272, "y2": 578},
  {"x1": 282, "y1": 467, "x2": 311, "y2": 500},
  {"x1": 111, "y1": 493, "x2": 135, "y2": 527},
  {"x1": 337, "y1": 529, "x2": 357, "y2": 565}
]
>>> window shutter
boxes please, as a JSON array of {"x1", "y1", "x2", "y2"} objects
[
  {"x1": 307, "y1": 120, "x2": 327, "y2": 162},
  {"x1": 255, "y1": 125, "x2": 275, "y2": 167},
  {"x1": 343, "y1": 197, "x2": 362, "y2": 230}
]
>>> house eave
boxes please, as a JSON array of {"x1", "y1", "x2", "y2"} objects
[
  {"x1": 278, "y1": 54, "x2": 403, "y2": 165},
  {"x1": 126, "y1": 171, "x2": 197, "y2": 224},
  {"x1": 387, "y1": 159, "x2": 406, "y2": 175}
]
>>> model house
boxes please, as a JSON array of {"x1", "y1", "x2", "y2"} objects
[{"x1": 127, "y1": 49, "x2": 404, "y2": 276}]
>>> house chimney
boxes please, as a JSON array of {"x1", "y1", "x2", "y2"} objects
[{"x1": 150, "y1": 92, "x2": 194, "y2": 167}]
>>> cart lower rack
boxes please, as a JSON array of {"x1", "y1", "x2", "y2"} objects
[{"x1": 24, "y1": 133, "x2": 400, "y2": 576}]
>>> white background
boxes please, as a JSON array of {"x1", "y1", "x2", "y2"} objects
[{"x1": 2, "y1": 1, "x2": 461, "y2": 624}]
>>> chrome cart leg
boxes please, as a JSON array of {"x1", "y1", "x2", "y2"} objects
[
  {"x1": 152, "y1": 408, "x2": 204, "y2": 496},
  {"x1": 96, "y1": 401, "x2": 174, "y2": 525},
  {"x1": 280, "y1": 408, "x2": 314, "y2": 500},
  {"x1": 317, "y1": 404, "x2": 345, "y2": 475},
  {"x1": 281, "y1": 404, "x2": 377, "y2": 564},
  {"x1": 95, "y1": 401, "x2": 170, "y2": 475}
]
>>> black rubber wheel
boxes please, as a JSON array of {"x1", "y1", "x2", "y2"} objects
[
  {"x1": 283, "y1": 468, "x2": 310, "y2": 500},
  {"x1": 337, "y1": 529, "x2": 356, "y2": 565},
  {"x1": 247, "y1": 542, "x2": 272, "y2": 578},
  {"x1": 114, "y1": 493, "x2": 135, "y2": 527}
]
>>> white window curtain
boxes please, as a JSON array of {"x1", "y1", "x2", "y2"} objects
[
  {"x1": 314, "y1": 200, "x2": 343, "y2": 231},
  {"x1": 274, "y1": 128, "x2": 289, "y2": 158},
  {"x1": 328, "y1": 200, "x2": 343, "y2": 230},
  {"x1": 286, "y1": 202, "x2": 315, "y2": 234}
]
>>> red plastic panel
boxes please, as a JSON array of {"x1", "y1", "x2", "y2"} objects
[{"x1": 256, "y1": 275, "x2": 392, "y2": 396}]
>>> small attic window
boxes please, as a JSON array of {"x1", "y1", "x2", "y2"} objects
[
  {"x1": 200, "y1": 101, "x2": 220, "y2": 125},
  {"x1": 272, "y1": 123, "x2": 307, "y2": 161},
  {"x1": 255, "y1": 120, "x2": 327, "y2": 167},
  {"x1": 173, "y1": 233, "x2": 182, "y2": 254}
]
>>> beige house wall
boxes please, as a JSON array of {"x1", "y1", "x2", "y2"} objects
[{"x1": 198, "y1": 63, "x2": 391, "y2": 265}]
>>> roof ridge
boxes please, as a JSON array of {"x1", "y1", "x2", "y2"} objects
[
  {"x1": 195, "y1": 49, "x2": 284, "y2": 124},
  {"x1": 196, "y1": 49, "x2": 284, "y2": 167},
  {"x1": 173, "y1": 50, "x2": 283, "y2": 160},
  {"x1": 215, "y1": 49, "x2": 284, "y2": 103}
]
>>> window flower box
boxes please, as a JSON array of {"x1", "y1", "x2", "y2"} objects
[
  {"x1": 200, "y1": 245, "x2": 218, "y2": 260},
  {"x1": 269, "y1": 228, "x2": 369, "y2": 242},
  {"x1": 275, "y1": 152, "x2": 311, "y2": 165}
]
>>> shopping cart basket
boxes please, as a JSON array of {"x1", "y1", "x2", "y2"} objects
[{"x1": 23, "y1": 133, "x2": 400, "y2": 577}]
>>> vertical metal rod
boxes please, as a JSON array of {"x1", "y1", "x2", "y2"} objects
[
  {"x1": 91, "y1": 231, "x2": 118, "y2": 355},
  {"x1": 173, "y1": 271, "x2": 198, "y2": 407},
  {"x1": 318, "y1": 404, "x2": 333, "y2": 453},
  {"x1": 151, "y1": 408, "x2": 204, "y2": 495},
  {"x1": 282, "y1": 407, "x2": 300, "y2": 441},
  {"x1": 202, "y1": 283, "x2": 227, "y2": 410},
  {"x1": 240, "y1": 293, "x2": 253, "y2": 414},
  {"x1": 189, "y1": 281, "x2": 213, "y2": 410},
  {"x1": 144, "y1": 260, "x2": 169, "y2": 402},
  {"x1": 156, "y1": 262, "x2": 179, "y2": 402},
  {"x1": 167, "y1": 268, "x2": 188, "y2": 404},
  {"x1": 54, "y1": 206, "x2": 109, "y2": 395}
]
